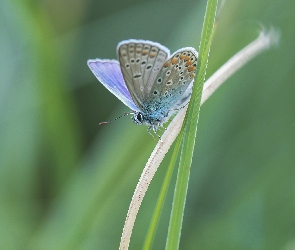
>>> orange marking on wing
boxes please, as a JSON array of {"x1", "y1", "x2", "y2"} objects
[
  {"x1": 180, "y1": 54, "x2": 185, "y2": 59},
  {"x1": 188, "y1": 66, "x2": 195, "y2": 72},
  {"x1": 190, "y1": 73, "x2": 195, "y2": 78},
  {"x1": 171, "y1": 57, "x2": 178, "y2": 64},
  {"x1": 149, "y1": 53, "x2": 156, "y2": 58},
  {"x1": 185, "y1": 61, "x2": 192, "y2": 67},
  {"x1": 184, "y1": 56, "x2": 190, "y2": 61},
  {"x1": 142, "y1": 51, "x2": 148, "y2": 55},
  {"x1": 164, "y1": 62, "x2": 170, "y2": 68}
]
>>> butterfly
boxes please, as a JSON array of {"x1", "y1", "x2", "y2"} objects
[{"x1": 88, "y1": 39, "x2": 198, "y2": 135}]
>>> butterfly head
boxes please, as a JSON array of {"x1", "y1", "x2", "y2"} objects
[{"x1": 132, "y1": 112, "x2": 144, "y2": 125}]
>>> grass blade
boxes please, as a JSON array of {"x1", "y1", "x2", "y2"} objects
[{"x1": 166, "y1": 0, "x2": 218, "y2": 249}]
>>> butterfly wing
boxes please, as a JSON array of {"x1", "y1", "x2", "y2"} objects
[
  {"x1": 117, "y1": 40, "x2": 170, "y2": 110},
  {"x1": 148, "y1": 47, "x2": 198, "y2": 112},
  {"x1": 87, "y1": 59, "x2": 139, "y2": 111}
]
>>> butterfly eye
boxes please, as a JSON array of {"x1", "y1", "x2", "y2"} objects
[
  {"x1": 132, "y1": 112, "x2": 144, "y2": 125},
  {"x1": 137, "y1": 113, "x2": 143, "y2": 122}
]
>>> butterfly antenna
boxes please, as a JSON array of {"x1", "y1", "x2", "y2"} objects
[{"x1": 99, "y1": 112, "x2": 133, "y2": 125}]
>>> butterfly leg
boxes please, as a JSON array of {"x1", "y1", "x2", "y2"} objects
[
  {"x1": 147, "y1": 128, "x2": 158, "y2": 140},
  {"x1": 158, "y1": 123, "x2": 167, "y2": 131},
  {"x1": 147, "y1": 125, "x2": 162, "y2": 141},
  {"x1": 157, "y1": 127, "x2": 165, "y2": 132},
  {"x1": 153, "y1": 125, "x2": 163, "y2": 141}
]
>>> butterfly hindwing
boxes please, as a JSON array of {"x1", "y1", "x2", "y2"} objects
[
  {"x1": 117, "y1": 40, "x2": 170, "y2": 110},
  {"x1": 87, "y1": 59, "x2": 139, "y2": 111},
  {"x1": 147, "y1": 47, "x2": 198, "y2": 111}
]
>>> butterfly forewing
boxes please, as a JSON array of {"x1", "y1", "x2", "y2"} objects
[
  {"x1": 148, "y1": 48, "x2": 198, "y2": 111},
  {"x1": 117, "y1": 40, "x2": 170, "y2": 110},
  {"x1": 87, "y1": 59, "x2": 139, "y2": 111}
]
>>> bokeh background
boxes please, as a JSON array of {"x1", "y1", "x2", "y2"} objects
[{"x1": 1, "y1": 0, "x2": 295, "y2": 249}]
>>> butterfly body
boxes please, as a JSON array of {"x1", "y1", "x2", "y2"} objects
[{"x1": 88, "y1": 40, "x2": 198, "y2": 133}]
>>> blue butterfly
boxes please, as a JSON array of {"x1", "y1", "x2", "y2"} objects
[{"x1": 88, "y1": 39, "x2": 198, "y2": 134}]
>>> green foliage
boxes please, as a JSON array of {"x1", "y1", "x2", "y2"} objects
[
  {"x1": 1, "y1": 0, "x2": 294, "y2": 249},
  {"x1": 166, "y1": 1, "x2": 218, "y2": 249}
]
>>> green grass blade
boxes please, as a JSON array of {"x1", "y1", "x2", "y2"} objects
[
  {"x1": 166, "y1": 0, "x2": 218, "y2": 249},
  {"x1": 142, "y1": 133, "x2": 183, "y2": 250}
]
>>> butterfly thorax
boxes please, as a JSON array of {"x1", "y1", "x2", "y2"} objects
[{"x1": 132, "y1": 102, "x2": 174, "y2": 131}]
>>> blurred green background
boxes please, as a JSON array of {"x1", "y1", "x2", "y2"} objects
[{"x1": 1, "y1": 0, "x2": 294, "y2": 249}]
